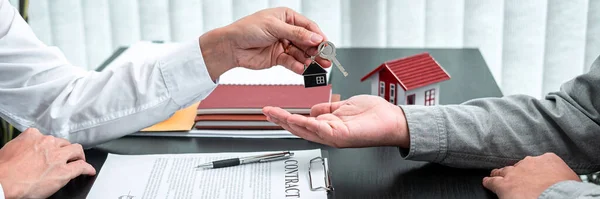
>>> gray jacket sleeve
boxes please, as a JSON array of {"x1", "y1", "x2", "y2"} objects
[
  {"x1": 399, "y1": 55, "x2": 600, "y2": 174},
  {"x1": 540, "y1": 181, "x2": 600, "y2": 199}
]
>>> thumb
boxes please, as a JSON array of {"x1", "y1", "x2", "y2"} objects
[{"x1": 270, "y1": 21, "x2": 324, "y2": 46}]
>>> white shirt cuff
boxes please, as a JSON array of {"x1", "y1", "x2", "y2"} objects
[
  {"x1": 0, "y1": 183, "x2": 6, "y2": 199},
  {"x1": 157, "y1": 38, "x2": 218, "y2": 108}
]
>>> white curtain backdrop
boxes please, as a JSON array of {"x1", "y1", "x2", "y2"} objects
[{"x1": 8, "y1": 0, "x2": 599, "y2": 99}]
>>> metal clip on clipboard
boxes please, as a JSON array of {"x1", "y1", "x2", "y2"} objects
[{"x1": 308, "y1": 157, "x2": 333, "y2": 192}]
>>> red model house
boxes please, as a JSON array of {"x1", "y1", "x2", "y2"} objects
[{"x1": 360, "y1": 53, "x2": 450, "y2": 106}]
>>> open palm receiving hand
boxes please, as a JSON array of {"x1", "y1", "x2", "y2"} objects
[{"x1": 263, "y1": 95, "x2": 410, "y2": 148}]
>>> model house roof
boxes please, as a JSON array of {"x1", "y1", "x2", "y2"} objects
[
  {"x1": 360, "y1": 52, "x2": 450, "y2": 90},
  {"x1": 302, "y1": 63, "x2": 327, "y2": 75}
]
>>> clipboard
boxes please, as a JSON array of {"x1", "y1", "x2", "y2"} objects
[{"x1": 308, "y1": 151, "x2": 334, "y2": 193}]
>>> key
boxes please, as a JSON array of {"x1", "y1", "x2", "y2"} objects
[{"x1": 318, "y1": 41, "x2": 349, "y2": 77}]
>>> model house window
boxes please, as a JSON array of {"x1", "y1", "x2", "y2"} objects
[
  {"x1": 406, "y1": 94, "x2": 415, "y2": 105},
  {"x1": 425, "y1": 89, "x2": 435, "y2": 106},
  {"x1": 379, "y1": 81, "x2": 385, "y2": 97},
  {"x1": 316, "y1": 76, "x2": 325, "y2": 84},
  {"x1": 389, "y1": 84, "x2": 396, "y2": 104}
]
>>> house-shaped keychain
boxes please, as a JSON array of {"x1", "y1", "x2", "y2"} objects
[{"x1": 302, "y1": 62, "x2": 328, "y2": 88}]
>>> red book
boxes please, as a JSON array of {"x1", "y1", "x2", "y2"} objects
[
  {"x1": 197, "y1": 85, "x2": 332, "y2": 115},
  {"x1": 195, "y1": 114, "x2": 309, "y2": 121}
]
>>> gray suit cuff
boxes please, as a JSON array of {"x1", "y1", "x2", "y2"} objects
[
  {"x1": 398, "y1": 105, "x2": 448, "y2": 163},
  {"x1": 539, "y1": 180, "x2": 600, "y2": 199}
]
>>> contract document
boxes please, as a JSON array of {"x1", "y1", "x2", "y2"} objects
[{"x1": 86, "y1": 149, "x2": 329, "y2": 199}]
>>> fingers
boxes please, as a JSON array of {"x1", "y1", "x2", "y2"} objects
[
  {"x1": 270, "y1": 21, "x2": 324, "y2": 47},
  {"x1": 263, "y1": 106, "x2": 293, "y2": 120},
  {"x1": 54, "y1": 137, "x2": 71, "y2": 147},
  {"x1": 267, "y1": 113, "x2": 324, "y2": 144},
  {"x1": 282, "y1": 8, "x2": 327, "y2": 42},
  {"x1": 265, "y1": 106, "x2": 349, "y2": 147},
  {"x1": 315, "y1": 57, "x2": 332, "y2": 68},
  {"x1": 264, "y1": 107, "x2": 332, "y2": 144},
  {"x1": 274, "y1": 8, "x2": 332, "y2": 70},
  {"x1": 65, "y1": 160, "x2": 97, "y2": 179},
  {"x1": 288, "y1": 123, "x2": 329, "y2": 145},
  {"x1": 314, "y1": 115, "x2": 350, "y2": 143},
  {"x1": 266, "y1": 113, "x2": 293, "y2": 131},
  {"x1": 289, "y1": 114, "x2": 349, "y2": 147},
  {"x1": 285, "y1": 44, "x2": 331, "y2": 68},
  {"x1": 59, "y1": 144, "x2": 86, "y2": 162},
  {"x1": 284, "y1": 40, "x2": 316, "y2": 56},
  {"x1": 284, "y1": 44, "x2": 332, "y2": 71},
  {"x1": 288, "y1": 114, "x2": 334, "y2": 138},
  {"x1": 485, "y1": 165, "x2": 515, "y2": 195},
  {"x1": 305, "y1": 46, "x2": 319, "y2": 56},
  {"x1": 490, "y1": 166, "x2": 514, "y2": 177},
  {"x1": 283, "y1": 42, "x2": 311, "y2": 65},
  {"x1": 482, "y1": 176, "x2": 504, "y2": 194},
  {"x1": 275, "y1": 52, "x2": 305, "y2": 74},
  {"x1": 279, "y1": 8, "x2": 332, "y2": 68},
  {"x1": 39, "y1": 135, "x2": 64, "y2": 148},
  {"x1": 490, "y1": 168, "x2": 502, "y2": 177},
  {"x1": 303, "y1": 117, "x2": 323, "y2": 132},
  {"x1": 311, "y1": 102, "x2": 345, "y2": 117}
]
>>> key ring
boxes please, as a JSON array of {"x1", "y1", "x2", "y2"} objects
[
  {"x1": 317, "y1": 41, "x2": 336, "y2": 58},
  {"x1": 317, "y1": 42, "x2": 328, "y2": 56}
]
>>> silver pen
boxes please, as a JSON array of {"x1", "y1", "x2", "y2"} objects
[{"x1": 195, "y1": 151, "x2": 294, "y2": 169}]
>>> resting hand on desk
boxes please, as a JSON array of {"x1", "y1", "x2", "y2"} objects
[
  {"x1": 0, "y1": 128, "x2": 96, "y2": 199},
  {"x1": 483, "y1": 153, "x2": 580, "y2": 199},
  {"x1": 263, "y1": 95, "x2": 410, "y2": 148}
]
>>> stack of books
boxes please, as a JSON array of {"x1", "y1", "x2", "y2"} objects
[{"x1": 195, "y1": 84, "x2": 336, "y2": 130}]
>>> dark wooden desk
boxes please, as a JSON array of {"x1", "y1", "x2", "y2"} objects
[
  {"x1": 53, "y1": 48, "x2": 502, "y2": 198},
  {"x1": 52, "y1": 137, "x2": 496, "y2": 199}
]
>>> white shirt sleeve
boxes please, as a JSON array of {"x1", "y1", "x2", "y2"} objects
[
  {"x1": 0, "y1": 0, "x2": 218, "y2": 147},
  {"x1": 0, "y1": 183, "x2": 5, "y2": 199}
]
